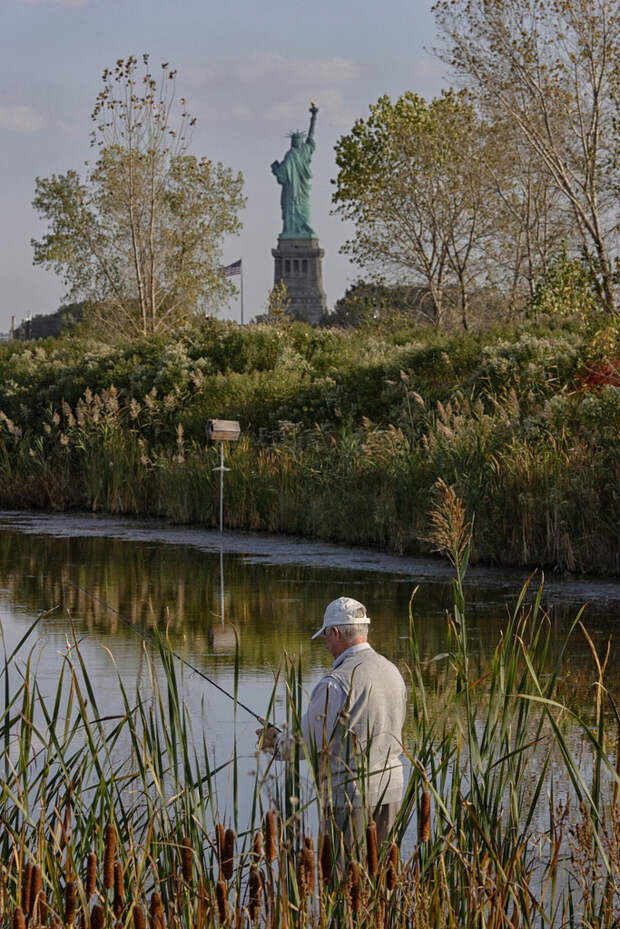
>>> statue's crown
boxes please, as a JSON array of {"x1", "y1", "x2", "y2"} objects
[{"x1": 287, "y1": 130, "x2": 306, "y2": 143}]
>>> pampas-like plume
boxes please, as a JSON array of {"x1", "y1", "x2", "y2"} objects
[
  {"x1": 216, "y1": 880, "x2": 228, "y2": 924},
  {"x1": 91, "y1": 904, "x2": 105, "y2": 929},
  {"x1": 85, "y1": 853, "x2": 97, "y2": 898},
  {"x1": 366, "y1": 820, "x2": 378, "y2": 876},
  {"x1": 419, "y1": 790, "x2": 431, "y2": 843},
  {"x1": 64, "y1": 881, "x2": 76, "y2": 925},
  {"x1": 222, "y1": 829, "x2": 235, "y2": 881},
  {"x1": 12, "y1": 907, "x2": 26, "y2": 929},
  {"x1": 386, "y1": 843, "x2": 398, "y2": 891},
  {"x1": 264, "y1": 812, "x2": 277, "y2": 863},
  {"x1": 103, "y1": 825, "x2": 116, "y2": 890},
  {"x1": 181, "y1": 837, "x2": 193, "y2": 883}
]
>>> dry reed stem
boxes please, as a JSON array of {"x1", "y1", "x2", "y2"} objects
[
  {"x1": 264, "y1": 813, "x2": 277, "y2": 863},
  {"x1": 103, "y1": 826, "x2": 116, "y2": 890},
  {"x1": 181, "y1": 837, "x2": 193, "y2": 883},
  {"x1": 64, "y1": 881, "x2": 76, "y2": 925},
  {"x1": 366, "y1": 821, "x2": 378, "y2": 876},
  {"x1": 216, "y1": 880, "x2": 228, "y2": 925},
  {"x1": 419, "y1": 791, "x2": 431, "y2": 843},
  {"x1": 85, "y1": 854, "x2": 97, "y2": 898}
]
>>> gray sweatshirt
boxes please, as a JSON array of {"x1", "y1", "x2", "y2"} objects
[{"x1": 282, "y1": 643, "x2": 407, "y2": 809}]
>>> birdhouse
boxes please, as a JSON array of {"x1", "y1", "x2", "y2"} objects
[{"x1": 206, "y1": 419, "x2": 241, "y2": 442}]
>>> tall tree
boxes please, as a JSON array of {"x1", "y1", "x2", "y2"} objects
[
  {"x1": 332, "y1": 90, "x2": 494, "y2": 327},
  {"x1": 433, "y1": 0, "x2": 619, "y2": 316},
  {"x1": 32, "y1": 55, "x2": 245, "y2": 337}
]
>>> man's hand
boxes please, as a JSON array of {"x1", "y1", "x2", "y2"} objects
[{"x1": 256, "y1": 719, "x2": 280, "y2": 753}]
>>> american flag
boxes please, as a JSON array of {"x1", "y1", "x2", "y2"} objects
[{"x1": 221, "y1": 259, "x2": 242, "y2": 277}]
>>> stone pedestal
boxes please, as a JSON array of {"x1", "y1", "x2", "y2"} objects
[{"x1": 272, "y1": 237, "x2": 328, "y2": 325}]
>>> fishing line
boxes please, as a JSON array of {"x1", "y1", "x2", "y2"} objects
[{"x1": 65, "y1": 580, "x2": 279, "y2": 731}]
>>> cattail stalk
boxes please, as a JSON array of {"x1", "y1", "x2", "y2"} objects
[
  {"x1": 252, "y1": 830, "x2": 263, "y2": 863},
  {"x1": 22, "y1": 863, "x2": 33, "y2": 916},
  {"x1": 348, "y1": 861, "x2": 360, "y2": 915},
  {"x1": 386, "y1": 843, "x2": 398, "y2": 891},
  {"x1": 222, "y1": 829, "x2": 235, "y2": 881},
  {"x1": 319, "y1": 832, "x2": 332, "y2": 885},
  {"x1": 366, "y1": 820, "x2": 378, "y2": 876},
  {"x1": 85, "y1": 853, "x2": 97, "y2": 898},
  {"x1": 103, "y1": 825, "x2": 116, "y2": 890},
  {"x1": 149, "y1": 892, "x2": 164, "y2": 929},
  {"x1": 216, "y1": 880, "x2": 228, "y2": 925},
  {"x1": 419, "y1": 790, "x2": 431, "y2": 843},
  {"x1": 216, "y1": 824, "x2": 226, "y2": 867},
  {"x1": 30, "y1": 864, "x2": 42, "y2": 917},
  {"x1": 64, "y1": 881, "x2": 77, "y2": 925},
  {"x1": 248, "y1": 865, "x2": 262, "y2": 922},
  {"x1": 91, "y1": 904, "x2": 105, "y2": 929},
  {"x1": 113, "y1": 861, "x2": 124, "y2": 917},
  {"x1": 12, "y1": 908, "x2": 26, "y2": 929},
  {"x1": 264, "y1": 812, "x2": 277, "y2": 863},
  {"x1": 181, "y1": 837, "x2": 193, "y2": 883},
  {"x1": 133, "y1": 905, "x2": 146, "y2": 929}
]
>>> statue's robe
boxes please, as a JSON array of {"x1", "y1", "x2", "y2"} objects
[{"x1": 273, "y1": 138, "x2": 316, "y2": 238}]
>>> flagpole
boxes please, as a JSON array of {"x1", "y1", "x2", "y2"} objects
[{"x1": 240, "y1": 260, "x2": 244, "y2": 326}]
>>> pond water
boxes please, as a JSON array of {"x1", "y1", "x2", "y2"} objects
[{"x1": 0, "y1": 510, "x2": 618, "y2": 833}]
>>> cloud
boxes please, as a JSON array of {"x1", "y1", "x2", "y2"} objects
[{"x1": 0, "y1": 104, "x2": 46, "y2": 133}]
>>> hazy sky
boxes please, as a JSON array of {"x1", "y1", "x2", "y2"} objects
[{"x1": 2, "y1": 0, "x2": 447, "y2": 331}]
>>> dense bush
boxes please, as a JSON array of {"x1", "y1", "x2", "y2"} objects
[{"x1": 0, "y1": 316, "x2": 617, "y2": 573}]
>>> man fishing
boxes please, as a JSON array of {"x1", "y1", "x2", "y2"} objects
[{"x1": 258, "y1": 596, "x2": 407, "y2": 849}]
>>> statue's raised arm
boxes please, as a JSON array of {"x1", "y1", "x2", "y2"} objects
[{"x1": 271, "y1": 101, "x2": 319, "y2": 239}]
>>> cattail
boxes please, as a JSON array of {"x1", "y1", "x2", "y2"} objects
[
  {"x1": 133, "y1": 905, "x2": 146, "y2": 929},
  {"x1": 348, "y1": 861, "x2": 360, "y2": 915},
  {"x1": 85, "y1": 853, "x2": 97, "y2": 898},
  {"x1": 386, "y1": 843, "x2": 398, "y2": 891},
  {"x1": 296, "y1": 841, "x2": 315, "y2": 898},
  {"x1": 216, "y1": 823, "x2": 226, "y2": 866},
  {"x1": 103, "y1": 825, "x2": 116, "y2": 890},
  {"x1": 180, "y1": 836, "x2": 193, "y2": 883},
  {"x1": 319, "y1": 832, "x2": 333, "y2": 884},
  {"x1": 65, "y1": 881, "x2": 77, "y2": 925},
  {"x1": 264, "y1": 812, "x2": 277, "y2": 863},
  {"x1": 12, "y1": 907, "x2": 26, "y2": 929},
  {"x1": 222, "y1": 829, "x2": 235, "y2": 881},
  {"x1": 248, "y1": 865, "x2": 262, "y2": 921},
  {"x1": 149, "y1": 892, "x2": 164, "y2": 929},
  {"x1": 39, "y1": 892, "x2": 48, "y2": 927},
  {"x1": 366, "y1": 820, "x2": 378, "y2": 876},
  {"x1": 22, "y1": 862, "x2": 33, "y2": 916},
  {"x1": 113, "y1": 861, "x2": 124, "y2": 917},
  {"x1": 304, "y1": 837, "x2": 315, "y2": 893},
  {"x1": 30, "y1": 864, "x2": 43, "y2": 916},
  {"x1": 419, "y1": 790, "x2": 431, "y2": 843},
  {"x1": 91, "y1": 904, "x2": 105, "y2": 929},
  {"x1": 216, "y1": 880, "x2": 228, "y2": 925},
  {"x1": 149, "y1": 890, "x2": 164, "y2": 929},
  {"x1": 252, "y1": 830, "x2": 263, "y2": 863}
]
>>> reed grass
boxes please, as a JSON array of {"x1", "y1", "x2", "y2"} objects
[{"x1": 0, "y1": 492, "x2": 618, "y2": 927}]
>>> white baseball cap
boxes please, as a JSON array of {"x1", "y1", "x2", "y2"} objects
[{"x1": 311, "y1": 597, "x2": 371, "y2": 639}]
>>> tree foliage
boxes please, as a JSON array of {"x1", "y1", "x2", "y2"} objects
[
  {"x1": 433, "y1": 0, "x2": 619, "y2": 316},
  {"x1": 32, "y1": 55, "x2": 245, "y2": 338}
]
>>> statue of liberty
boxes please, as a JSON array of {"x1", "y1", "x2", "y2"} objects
[{"x1": 271, "y1": 102, "x2": 318, "y2": 238}]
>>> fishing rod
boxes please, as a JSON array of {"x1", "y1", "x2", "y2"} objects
[{"x1": 66, "y1": 580, "x2": 279, "y2": 732}]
